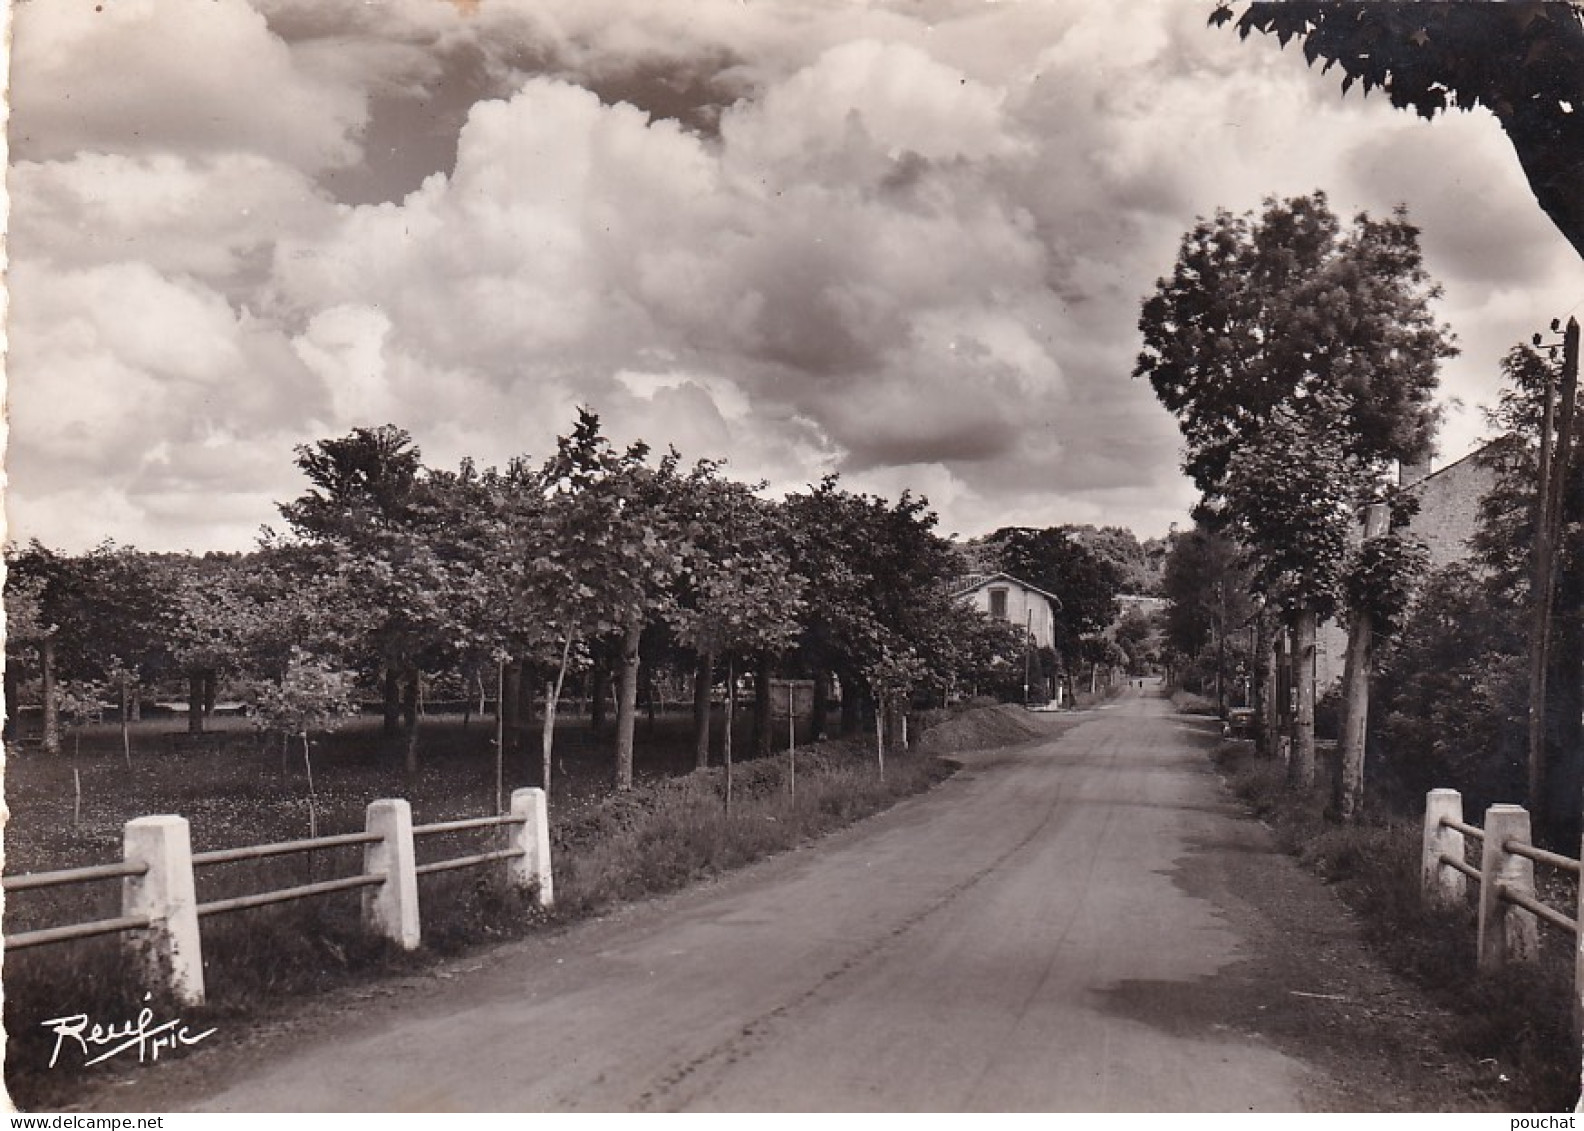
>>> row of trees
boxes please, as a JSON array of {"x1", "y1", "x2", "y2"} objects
[
  {"x1": 1150, "y1": 2, "x2": 1584, "y2": 838},
  {"x1": 1144, "y1": 199, "x2": 1584, "y2": 845},
  {"x1": 1138, "y1": 189, "x2": 1455, "y2": 821},
  {"x1": 8, "y1": 412, "x2": 1128, "y2": 799}
]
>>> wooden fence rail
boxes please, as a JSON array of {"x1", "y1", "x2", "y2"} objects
[
  {"x1": 1420, "y1": 789, "x2": 1584, "y2": 1043},
  {"x1": 2, "y1": 788, "x2": 553, "y2": 1006}
]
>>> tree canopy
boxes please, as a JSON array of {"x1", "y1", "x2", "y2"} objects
[
  {"x1": 1216, "y1": 2, "x2": 1584, "y2": 263},
  {"x1": 1137, "y1": 191, "x2": 1455, "y2": 510}
]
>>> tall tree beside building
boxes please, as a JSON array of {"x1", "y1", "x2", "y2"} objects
[
  {"x1": 1137, "y1": 191, "x2": 1455, "y2": 794},
  {"x1": 1471, "y1": 342, "x2": 1584, "y2": 840}
]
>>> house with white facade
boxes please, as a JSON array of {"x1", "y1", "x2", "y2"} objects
[{"x1": 951, "y1": 572, "x2": 1061, "y2": 650}]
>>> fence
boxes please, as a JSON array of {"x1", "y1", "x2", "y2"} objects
[
  {"x1": 2, "y1": 788, "x2": 554, "y2": 1006},
  {"x1": 1420, "y1": 789, "x2": 1584, "y2": 1038}
]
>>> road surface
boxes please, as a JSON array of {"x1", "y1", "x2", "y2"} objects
[{"x1": 149, "y1": 688, "x2": 1378, "y2": 1111}]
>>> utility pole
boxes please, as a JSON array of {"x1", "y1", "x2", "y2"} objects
[{"x1": 1529, "y1": 317, "x2": 1580, "y2": 821}]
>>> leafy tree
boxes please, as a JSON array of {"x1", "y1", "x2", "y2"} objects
[
  {"x1": 1113, "y1": 607, "x2": 1162, "y2": 676},
  {"x1": 1138, "y1": 191, "x2": 1455, "y2": 793},
  {"x1": 666, "y1": 467, "x2": 804, "y2": 784},
  {"x1": 5, "y1": 542, "x2": 174, "y2": 750},
  {"x1": 929, "y1": 603, "x2": 1030, "y2": 702},
  {"x1": 163, "y1": 555, "x2": 269, "y2": 735},
  {"x1": 1161, "y1": 525, "x2": 1257, "y2": 700},
  {"x1": 1335, "y1": 500, "x2": 1428, "y2": 819},
  {"x1": 1065, "y1": 525, "x2": 1162, "y2": 595},
  {"x1": 278, "y1": 424, "x2": 423, "y2": 540},
  {"x1": 6, "y1": 542, "x2": 109, "y2": 753},
  {"x1": 1470, "y1": 341, "x2": 1584, "y2": 838},
  {"x1": 278, "y1": 424, "x2": 429, "y2": 744},
  {"x1": 1376, "y1": 563, "x2": 1528, "y2": 814},
  {"x1": 782, "y1": 479, "x2": 957, "y2": 740},
  {"x1": 535, "y1": 411, "x2": 691, "y2": 791},
  {"x1": 4, "y1": 552, "x2": 56, "y2": 748},
  {"x1": 1216, "y1": 2, "x2": 1584, "y2": 263},
  {"x1": 979, "y1": 526, "x2": 1122, "y2": 690},
  {"x1": 247, "y1": 648, "x2": 361, "y2": 839}
]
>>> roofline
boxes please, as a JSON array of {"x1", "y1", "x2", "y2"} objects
[
  {"x1": 1406, "y1": 439, "x2": 1503, "y2": 491},
  {"x1": 950, "y1": 571, "x2": 1064, "y2": 610}
]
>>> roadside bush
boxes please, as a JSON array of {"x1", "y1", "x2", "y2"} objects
[
  {"x1": 1212, "y1": 738, "x2": 1579, "y2": 1111},
  {"x1": 1372, "y1": 564, "x2": 1527, "y2": 816}
]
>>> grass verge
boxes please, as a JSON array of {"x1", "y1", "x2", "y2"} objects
[
  {"x1": 1211, "y1": 739, "x2": 1580, "y2": 1111},
  {"x1": 4, "y1": 726, "x2": 954, "y2": 1110}
]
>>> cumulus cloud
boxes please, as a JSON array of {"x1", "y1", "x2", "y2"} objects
[
  {"x1": 11, "y1": 0, "x2": 368, "y2": 173},
  {"x1": 9, "y1": 0, "x2": 1584, "y2": 554}
]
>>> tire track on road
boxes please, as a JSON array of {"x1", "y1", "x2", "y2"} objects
[{"x1": 634, "y1": 745, "x2": 1077, "y2": 1112}]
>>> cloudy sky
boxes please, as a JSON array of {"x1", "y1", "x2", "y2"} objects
[{"x1": 7, "y1": 0, "x2": 1584, "y2": 554}]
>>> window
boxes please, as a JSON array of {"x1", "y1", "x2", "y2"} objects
[{"x1": 988, "y1": 588, "x2": 1008, "y2": 620}]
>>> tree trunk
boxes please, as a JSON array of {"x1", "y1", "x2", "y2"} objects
[
  {"x1": 753, "y1": 653, "x2": 772, "y2": 760},
  {"x1": 403, "y1": 666, "x2": 421, "y2": 776},
  {"x1": 4, "y1": 657, "x2": 18, "y2": 741},
  {"x1": 1337, "y1": 504, "x2": 1390, "y2": 823},
  {"x1": 1255, "y1": 615, "x2": 1276, "y2": 758},
  {"x1": 402, "y1": 667, "x2": 419, "y2": 729},
  {"x1": 302, "y1": 731, "x2": 319, "y2": 841},
  {"x1": 642, "y1": 656, "x2": 658, "y2": 736},
  {"x1": 1279, "y1": 625, "x2": 1291, "y2": 725},
  {"x1": 591, "y1": 647, "x2": 610, "y2": 734},
  {"x1": 382, "y1": 667, "x2": 401, "y2": 737},
  {"x1": 495, "y1": 660, "x2": 506, "y2": 812},
  {"x1": 875, "y1": 692, "x2": 887, "y2": 781},
  {"x1": 543, "y1": 630, "x2": 575, "y2": 798},
  {"x1": 810, "y1": 671, "x2": 829, "y2": 742},
  {"x1": 501, "y1": 660, "x2": 522, "y2": 763},
  {"x1": 692, "y1": 650, "x2": 713, "y2": 770},
  {"x1": 41, "y1": 637, "x2": 60, "y2": 754},
  {"x1": 838, "y1": 670, "x2": 861, "y2": 736},
  {"x1": 1336, "y1": 613, "x2": 1372, "y2": 821},
  {"x1": 120, "y1": 670, "x2": 133, "y2": 769},
  {"x1": 723, "y1": 655, "x2": 736, "y2": 813},
  {"x1": 202, "y1": 671, "x2": 218, "y2": 718},
  {"x1": 1289, "y1": 609, "x2": 1318, "y2": 791},
  {"x1": 613, "y1": 619, "x2": 642, "y2": 791},
  {"x1": 187, "y1": 668, "x2": 205, "y2": 736},
  {"x1": 130, "y1": 681, "x2": 142, "y2": 723}
]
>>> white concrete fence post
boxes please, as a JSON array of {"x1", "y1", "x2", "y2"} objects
[
  {"x1": 507, "y1": 787, "x2": 553, "y2": 909},
  {"x1": 1477, "y1": 804, "x2": 1540, "y2": 972},
  {"x1": 1421, "y1": 789, "x2": 1468, "y2": 909},
  {"x1": 363, "y1": 798, "x2": 421, "y2": 950},
  {"x1": 122, "y1": 815, "x2": 205, "y2": 1007}
]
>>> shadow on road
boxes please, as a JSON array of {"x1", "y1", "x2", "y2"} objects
[{"x1": 1091, "y1": 826, "x2": 1503, "y2": 1113}]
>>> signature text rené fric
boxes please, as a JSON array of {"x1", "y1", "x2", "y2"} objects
[{"x1": 42, "y1": 994, "x2": 217, "y2": 1068}]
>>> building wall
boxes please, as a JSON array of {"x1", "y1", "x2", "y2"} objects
[
  {"x1": 961, "y1": 581, "x2": 1057, "y2": 651},
  {"x1": 1315, "y1": 445, "x2": 1497, "y2": 692},
  {"x1": 1114, "y1": 594, "x2": 1166, "y2": 621},
  {"x1": 1402, "y1": 448, "x2": 1498, "y2": 571}
]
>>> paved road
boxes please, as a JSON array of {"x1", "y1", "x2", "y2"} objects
[{"x1": 179, "y1": 687, "x2": 1329, "y2": 1112}]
